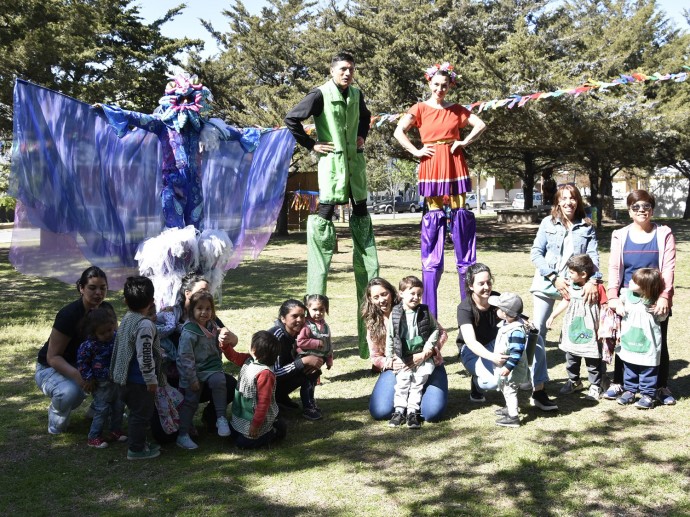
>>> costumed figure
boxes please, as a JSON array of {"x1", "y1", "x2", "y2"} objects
[
  {"x1": 96, "y1": 73, "x2": 257, "y2": 307},
  {"x1": 9, "y1": 75, "x2": 296, "y2": 300},
  {"x1": 285, "y1": 52, "x2": 379, "y2": 357},
  {"x1": 394, "y1": 62, "x2": 486, "y2": 317}
]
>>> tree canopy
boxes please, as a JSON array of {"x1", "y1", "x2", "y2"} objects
[{"x1": 2, "y1": 0, "x2": 689, "y2": 217}]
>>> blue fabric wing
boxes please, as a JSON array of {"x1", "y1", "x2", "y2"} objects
[{"x1": 9, "y1": 79, "x2": 295, "y2": 289}]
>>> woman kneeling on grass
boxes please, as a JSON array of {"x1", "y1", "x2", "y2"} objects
[
  {"x1": 458, "y1": 263, "x2": 554, "y2": 414},
  {"x1": 35, "y1": 266, "x2": 112, "y2": 435},
  {"x1": 362, "y1": 277, "x2": 448, "y2": 422}
]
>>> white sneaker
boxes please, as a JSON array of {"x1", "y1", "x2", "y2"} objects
[
  {"x1": 216, "y1": 416, "x2": 231, "y2": 437},
  {"x1": 585, "y1": 385, "x2": 602, "y2": 401},
  {"x1": 176, "y1": 433, "x2": 198, "y2": 450}
]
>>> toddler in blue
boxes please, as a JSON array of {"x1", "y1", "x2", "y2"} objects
[{"x1": 77, "y1": 307, "x2": 126, "y2": 448}]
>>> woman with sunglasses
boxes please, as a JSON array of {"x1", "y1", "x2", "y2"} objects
[{"x1": 604, "y1": 190, "x2": 676, "y2": 405}]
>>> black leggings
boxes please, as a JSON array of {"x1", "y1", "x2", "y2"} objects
[{"x1": 317, "y1": 200, "x2": 368, "y2": 220}]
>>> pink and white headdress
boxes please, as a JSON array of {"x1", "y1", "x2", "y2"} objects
[{"x1": 424, "y1": 62, "x2": 458, "y2": 84}]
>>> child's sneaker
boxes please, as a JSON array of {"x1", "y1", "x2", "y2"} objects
[
  {"x1": 127, "y1": 447, "x2": 160, "y2": 460},
  {"x1": 635, "y1": 394, "x2": 655, "y2": 410},
  {"x1": 216, "y1": 416, "x2": 231, "y2": 437},
  {"x1": 303, "y1": 405, "x2": 322, "y2": 421},
  {"x1": 176, "y1": 433, "x2": 199, "y2": 450},
  {"x1": 388, "y1": 411, "x2": 406, "y2": 427},
  {"x1": 585, "y1": 385, "x2": 602, "y2": 401},
  {"x1": 559, "y1": 380, "x2": 584, "y2": 395},
  {"x1": 656, "y1": 387, "x2": 676, "y2": 406},
  {"x1": 495, "y1": 415, "x2": 520, "y2": 428},
  {"x1": 469, "y1": 376, "x2": 486, "y2": 403},
  {"x1": 617, "y1": 390, "x2": 636, "y2": 405},
  {"x1": 530, "y1": 390, "x2": 559, "y2": 411},
  {"x1": 494, "y1": 407, "x2": 510, "y2": 417},
  {"x1": 106, "y1": 430, "x2": 128, "y2": 443},
  {"x1": 87, "y1": 437, "x2": 109, "y2": 449},
  {"x1": 603, "y1": 383, "x2": 623, "y2": 400},
  {"x1": 406, "y1": 411, "x2": 422, "y2": 429}
]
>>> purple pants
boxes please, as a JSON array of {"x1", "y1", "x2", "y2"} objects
[{"x1": 421, "y1": 208, "x2": 476, "y2": 317}]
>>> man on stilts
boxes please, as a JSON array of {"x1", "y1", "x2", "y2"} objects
[{"x1": 285, "y1": 51, "x2": 379, "y2": 358}]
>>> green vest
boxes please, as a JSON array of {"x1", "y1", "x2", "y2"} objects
[{"x1": 314, "y1": 80, "x2": 367, "y2": 204}]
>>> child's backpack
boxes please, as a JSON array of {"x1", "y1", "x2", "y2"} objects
[{"x1": 559, "y1": 289, "x2": 600, "y2": 358}]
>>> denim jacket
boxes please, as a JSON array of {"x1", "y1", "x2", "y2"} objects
[{"x1": 530, "y1": 215, "x2": 599, "y2": 277}]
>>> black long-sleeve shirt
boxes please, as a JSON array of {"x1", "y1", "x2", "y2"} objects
[{"x1": 284, "y1": 84, "x2": 372, "y2": 150}]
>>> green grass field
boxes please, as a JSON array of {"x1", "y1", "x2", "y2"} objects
[{"x1": 1, "y1": 215, "x2": 688, "y2": 516}]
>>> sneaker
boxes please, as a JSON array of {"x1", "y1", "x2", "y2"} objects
[
  {"x1": 216, "y1": 416, "x2": 231, "y2": 437},
  {"x1": 531, "y1": 390, "x2": 559, "y2": 411},
  {"x1": 87, "y1": 437, "x2": 109, "y2": 449},
  {"x1": 585, "y1": 385, "x2": 602, "y2": 401},
  {"x1": 176, "y1": 433, "x2": 199, "y2": 450},
  {"x1": 388, "y1": 411, "x2": 406, "y2": 427},
  {"x1": 303, "y1": 405, "x2": 322, "y2": 421},
  {"x1": 470, "y1": 376, "x2": 486, "y2": 403},
  {"x1": 407, "y1": 411, "x2": 422, "y2": 429},
  {"x1": 106, "y1": 430, "x2": 128, "y2": 443},
  {"x1": 494, "y1": 407, "x2": 510, "y2": 417},
  {"x1": 657, "y1": 387, "x2": 676, "y2": 406},
  {"x1": 48, "y1": 426, "x2": 61, "y2": 435},
  {"x1": 518, "y1": 382, "x2": 533, "y2": 392},
  {"x1": 145, "y1": 442, "x2": 161, "y2": 453},
  {"x1": 635, "y1": 394, "x2": 655, "y2": 410},
  {"x1": 127, "y1": 447, "x2": 160, "y2": 460},
  {"x1": 603, "y1": 383, "x2": 623, "y2": 400},
  {"x1": 559, "y1": 380, "x2": 584, "y2": 395},
  {"x1": 495, "y1": 415, "x2": 520, "y2": 428},
  {"x1": 617, "y1": 390, "x2": 636, "y2": 405}
]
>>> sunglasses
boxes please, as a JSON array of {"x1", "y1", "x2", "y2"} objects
[{"x1": 630, "y1": 203, "x2": 652, "y2": 212}]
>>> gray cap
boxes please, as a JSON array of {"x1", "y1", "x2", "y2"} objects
[{"x1": 488, "y1": 292, "x2": 525, "y2": 318}]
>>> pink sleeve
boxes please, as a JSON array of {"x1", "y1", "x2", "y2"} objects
[
  {"x1": 659, "y1": 227, "x2": 676, "y2": 303},
  {"x1": 296, "y1": 326, "x2": 322, "y2": 352},
  {"x1": 607, "y1": 229, "x2": 624, "y2": 300},
  {"x1": 367, "y1": 330, "x2": 387, "y2": 371}
]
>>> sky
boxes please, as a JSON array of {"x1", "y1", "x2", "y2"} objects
[{"x1": 137, "y1": 0, "x2": 688, "y2": 59}]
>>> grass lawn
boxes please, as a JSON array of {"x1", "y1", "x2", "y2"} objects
[{"x1": 1, "y1": 215, "x2": 688, "y2": 516}]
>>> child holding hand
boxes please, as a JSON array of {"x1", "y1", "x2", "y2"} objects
[
  {"x1": 110, "y1": 276, "x2": 164, "y2": 460},
  {"x1": 221, "y1": 331, "x2": 286, "y2": 449},
  {"x1": 176, "y1": 291, "x2": 231, "y2": 450},
  {"x1": 614, "y1": 268, "x2": 666, "y2": 409},
  {"x1": 488, "y1": 293, "x2": 531, "y2": 428},
  {"x1": 296, "y1": 294, "x2": 333, "y2": 420},
  {"x1": 546, "y1": 254, "x2": 608, "y2": 401},
  {"x1": 77, "y1": 307, "x2": 126, "y2": 448}
]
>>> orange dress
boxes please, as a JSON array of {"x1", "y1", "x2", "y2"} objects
[{"x1": 408, "y1": 102, "x2": 471, "y2": 197}]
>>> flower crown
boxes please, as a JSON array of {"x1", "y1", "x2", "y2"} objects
[{"x1": 424, "y1": 62, "x2": 458, "y2": 84}]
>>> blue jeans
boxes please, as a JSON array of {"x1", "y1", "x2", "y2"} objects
[
  {"x1": 369, "y1": 364, "x2": 448, "y2": 422},
  {"x1": 623, "y1": 362, "x2": 658, "y2": 398},
  {"x1": 88, "y1": 380, "x2": 124, "y2": 439},
  {"x1": 460, "y1": 341, "x2": 499, "y2": 390},
  {"x1": 460, "y1": 336, "x2": 549, "y2": 390},
  {"x1": 35, "y1": 363, "x2": 86, "y2": 434}
]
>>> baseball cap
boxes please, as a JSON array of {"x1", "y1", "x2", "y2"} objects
[{"x1": 488, "y1": 292, "x2": 525, "y2": 319}]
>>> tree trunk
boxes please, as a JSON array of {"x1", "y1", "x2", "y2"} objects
[
  {"x1": 275, "y1": 195, "x2": 289, "y2": 236},
  {"x1": 684, "y1": 189, "x2": 690, "y2": 219},
  {"x1": 523, "y1": 151, "x2": 536, "y2": 209}
]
